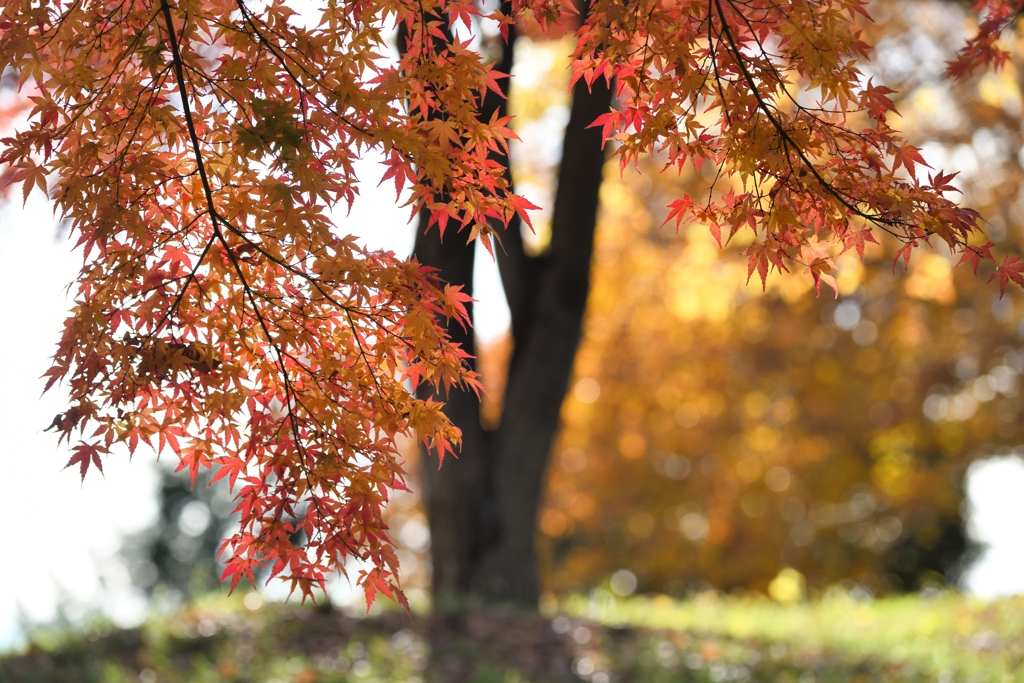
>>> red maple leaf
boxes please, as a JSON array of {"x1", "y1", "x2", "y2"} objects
[
  {"x1": 989, "y1": 255, "x2": 1024, "y2": 296},
  {"x1": 65, "y1": 443, "x2": 106, "y2": 482},
  {"x1": 956, "y1": 242, "x2": 994, "y2": 275}
]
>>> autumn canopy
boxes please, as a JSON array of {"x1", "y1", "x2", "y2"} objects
[{"x1": 0, "y1": 0, "x2": 1016, "y2": 605}]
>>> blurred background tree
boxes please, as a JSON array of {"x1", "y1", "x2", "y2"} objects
[
  {"x1": 533, "y1": 0, "x2": 1024, "y2": 597},
  {"x1": 119, "y1": 467, "x2": 236, "y2": 603}
]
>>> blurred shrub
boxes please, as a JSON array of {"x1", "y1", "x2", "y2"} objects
[{"x1": 119, "y1": 465, "x2": 236, "y2": 602}]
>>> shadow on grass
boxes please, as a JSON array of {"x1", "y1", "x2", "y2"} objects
[{"x1": 0, "y1": 596, "x2": 955, "y2": 683}]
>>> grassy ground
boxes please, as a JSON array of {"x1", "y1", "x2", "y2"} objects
[{"x1": 2, "y1": 590, "x2": 1022, "y2": 683}]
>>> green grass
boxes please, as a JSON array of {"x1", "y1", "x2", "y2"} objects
[
  {"x1": 3, "y1": 590, "x2": 1023, "y2": 682},
  {"x1": 562, "y1": 589, "x2": 1024, "y2": 683}
]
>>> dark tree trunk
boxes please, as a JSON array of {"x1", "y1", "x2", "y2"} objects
[{"x1": 413, "y1": 9, "x2": 613, "y2": 608}]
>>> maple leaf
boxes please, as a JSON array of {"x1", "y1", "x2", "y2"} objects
[
  {"x1": 588, "y1": 111, "x2": 618, "y2": 148},
  {"x1": 8, "y1": 159, "x2": 47, "y2": 206},
  {"x1": 928, "y1": 169, "x2": 962, "y2": 195},
  {"x1": 989, "y1": 255, "x2": 1024, "y2": 296},
  {"x1": 745, "y1": 241, "x2": 788, "y2": 291},
  {"x1": 662, "y1": 195, "x2": 695, "y2": 232},
  {"x1": 808, "y1": 258, "x2": 839, "y2": 298},
  {"x1": 946, "y1": 4, "x2": 1015, "y2": 79},
  {"x1": 860, "y1": 79, "x2": 898, "y2": 120},
  {"x1": 442, "y1": 283, "x2": 474, "y2": 329},
  {"x1": 65, "y1": 443, "x2": 106, "y2": 482},
  {"x1": 220, "y1": 554, "x2": 258, "y2": 593},
  {"x1": 508, "y1": 193, "x2": 542, "y2": 232},
  {"x1": 482, "y1": 69, "x2": 510, "y2": 100},
  {"x1": 893, "y1": 240, "x2": 919, "y2": 272},
  {"x1": 841, "y1": 229, "x2": 879, "y2": 260},
  {"x1": 957, "y1": 242, "x2": 994, "y2": 275},
  {"x1": 889, "y1": 141, "x2": 930, "y2": 182},
  {"x1": 210, "y1": 455, "x2": 245, "y2": 490}
]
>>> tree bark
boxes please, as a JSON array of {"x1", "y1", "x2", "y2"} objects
[
  {"x1": 413, "y1": 11, "x2": 612, "y2": 606},
  {"x1": 470, "y1": 76, "x2": 612, "y2": 604}
]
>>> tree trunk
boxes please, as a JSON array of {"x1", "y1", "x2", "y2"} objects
[{"x1": 414, "y1": 14, "x2": 612, "y2": 607}]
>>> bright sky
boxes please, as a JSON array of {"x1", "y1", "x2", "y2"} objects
[
  {"x1": 0, "y1": 195, "x2": 159, "y2": 644},
  {"x1": 1, "y1": 158, "x2": 1022, "y2": 651},
  {"x1": 962, "y1": 456, "x2": 1024, "y2": 598}
]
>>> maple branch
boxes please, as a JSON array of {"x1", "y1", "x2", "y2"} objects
[
  {"x1": 207, "y1": 211, "x2": 434, "y2": 359},
  {"x1": 707, "y1": 5, "x2": 734, "y2": 129},
  {"x1": 36, "y1": 0, "x2": 83, "y2": 50},
  {"x1": 48, "y1": 7, "x2": 163, "y2": 141},
  {"x1": 148, "y1": 231, "x2": 217, "y2": 337},
  {"x1": 157, "y1": 4, "x2": 425, "y2": 567},
  {"x1": 159, "y1": 2, "x2": 314, "y2": 519},
  {"x1": 158, "y1": 0, "x2": 380, "y2": 355},
  {"x1": 712, "y1": 0, "x2": 904, "y2": 237},
  {"x1": 158, "y1": 0, "x2": 222, "y2": 242},
  {"x1": 278, "y1": 371, "x2": 334, "y2": 553},
  {"x1": 232, "y1": 0, "x2": 376, "y2": 142}
]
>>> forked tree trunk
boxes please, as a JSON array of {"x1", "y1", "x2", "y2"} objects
[{"x1": 413, "y1": 14, "x2": 612, "y2": 607}]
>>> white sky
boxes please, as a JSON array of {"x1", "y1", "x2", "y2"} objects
[
  {"x1": 1, "y1": 154, "x2": 1022, "y2": 651},
  {"x1": 0, "y1": 196, "x2": 159, "y2": 645},
  {"x1": 962, "y1": 457, "x2": 1024, "y2": 598}
]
